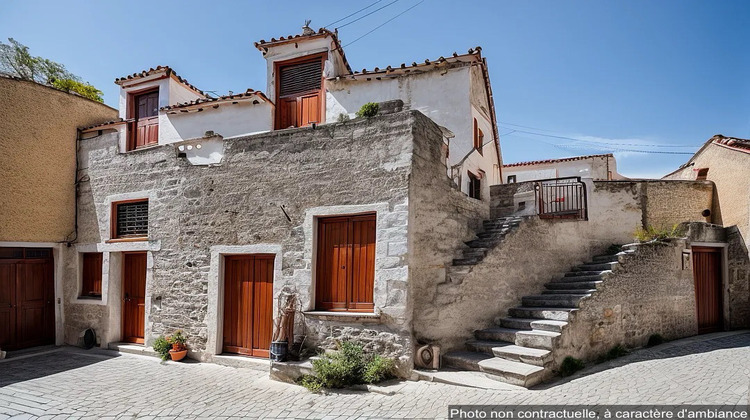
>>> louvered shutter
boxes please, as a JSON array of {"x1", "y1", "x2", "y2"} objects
[{"x1": 279, "y1": 59, "x2": 322, "y2": 97}]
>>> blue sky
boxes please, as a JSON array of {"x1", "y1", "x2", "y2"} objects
[{"x1": 1, "y1": 0, "x2": 748, "y2": 178}]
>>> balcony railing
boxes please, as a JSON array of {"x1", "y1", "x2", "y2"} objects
[{"x1": 534, "y1": 176, "x2": 588, "y2": 220}]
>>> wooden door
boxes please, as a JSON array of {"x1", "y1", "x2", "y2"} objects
[
  {"x1": 315, "y1": 214, "x2": 376, "y2": 312},
  {"x1": 222, "y1": 255, "x2": 274, "y2": 358},
  {"x1": 0, "y1": 263, "x2": 16, "y2": 349},
  {"x1": 122, "y1": 252, "x2": 147, "y2": 344},
  {"x1": 274, "y1": 54, "x2": 324, "y2": 129},
  {"x1": 130, "y1": 89, "x2": 159, "y2": 149},
  {"x1": 692, "y1": 246, "x2": 723, "y2": 334}
]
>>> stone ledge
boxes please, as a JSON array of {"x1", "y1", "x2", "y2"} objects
[{"x1": 303, "y1": 311, "x2": 382, "y2": 323}]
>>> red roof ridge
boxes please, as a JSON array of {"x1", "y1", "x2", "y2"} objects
[
  {"x1": 503, "y1": 153, "x2": 615, "y2": 168},
  {"x1": 161, "y1": 89, "x2": 271, "y2": 111},
  {"x1": 333, "y1": 47, "x2": 483, "y2": 80},
  {"x1": 114, "y1": 65, "x2": 205, "y2": 96}
]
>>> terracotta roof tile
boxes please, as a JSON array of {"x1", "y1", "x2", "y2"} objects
[
  {"x1": 161, "y1": 89, "x2": 271, "y2": 112},
  {"x1": 254, "y1": 28, "x2": 353, "y2": 75},
  {"x1": 503, "y1": 153, "x2": 614, "y2": 168},
  {"x1": 711, "y1": 134, "x2": 750, "y2": 153},
  {"x1": 331, "y1": 47, "x2": 483, "y2": 81},
  {"x1": 114, "y1": 65, "x2": 205, "y2": 96},
  {"x1": 80, "y1": 118, "x2": 125, "y2": 132}
]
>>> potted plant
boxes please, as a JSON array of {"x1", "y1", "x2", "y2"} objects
[{"x1": 167, "y1": 330, "x2": 188, "y2": 361}]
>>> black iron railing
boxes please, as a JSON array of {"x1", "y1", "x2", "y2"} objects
[{"x1": 534, "y1": 177, "x2": 588, "y2": 220}]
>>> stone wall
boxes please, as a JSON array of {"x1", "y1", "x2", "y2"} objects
[
  {"x1": 0, "y1": 76, "x2": 117, "y2": 242},
  {"x1": 557, "y1": 240, "x2": 698, "y2": 363},
  {"x1": 64, "y1": 110, "x2": 444, "y2": 373}
]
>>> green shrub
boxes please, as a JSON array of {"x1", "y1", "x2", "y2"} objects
[
  {"x1": 337, "y1": 113, "x2": 351, "y2": 122},
  {"x1": 300, "y1": 341, "x2": 396, "y2": 392},
  {"x1": 559, "y1": 356, "x2": 585, "y2": 377},
  {"x1": 356, "y1": 102, "x2": 379, "y2": 118},
  {"x1": 152, "y1": 336, "x2": 171, "y2": 361},
  {"x1": 363, "y1": 354, "x2": 395, "y2": 384},
  {"x1": 647, "y1": 334, "x2": 665, "y2": 347},
  {"x1": 606, "y1": 345, "x2": 628, "y2": 360},
  {"x1": 634, "y1": 224, "x2": 684, "y2": 242}
]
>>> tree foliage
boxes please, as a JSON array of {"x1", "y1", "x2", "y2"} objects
[{"x1": 0, "y1": 38, "x2": 103, "y2": 102}]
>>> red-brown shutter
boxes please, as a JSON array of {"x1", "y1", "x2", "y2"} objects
[
  {"x1": 81, "y1": 253, "x2": 103, "y2": 296},
  {"x1": 275, "y1": 54, "x2": 324, "y2": 129}
]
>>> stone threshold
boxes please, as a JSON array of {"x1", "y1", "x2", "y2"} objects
[{"x1": 302, "y1": 311, "x2": 382, "y2": 323}]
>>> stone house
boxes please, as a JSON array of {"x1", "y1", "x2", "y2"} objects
[
  {"x1": 0, "y1": 76, "x2": 117, "y2": 351},
  {"x1": 663, "y1": 134, "x2": 750, "y2": 248},
  {"x1": 3, "y1": 27, "x2": 750, "y2": 388}
]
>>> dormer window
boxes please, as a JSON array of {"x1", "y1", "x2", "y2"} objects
[
  {"x1": 127, "y1": 88, "x2": 159, "y2": 150},
  {"x1": 274, "y1": 53, "x2": 325, "y2": 129}
]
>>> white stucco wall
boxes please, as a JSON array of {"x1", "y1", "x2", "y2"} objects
[
  {"x1": 504, "y1": 156, "x2": 623, "y2": 183},
  {"x1": 160, "y1": 102, "x2": 273, "y2": 144}
]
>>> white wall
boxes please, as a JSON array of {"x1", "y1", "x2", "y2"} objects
[
  {"x1": 504, "y1": 156, "x2": 622, "y2": 183},
  {"x1": 160, "y1": 102, "x2": 273, "y2": 144}
]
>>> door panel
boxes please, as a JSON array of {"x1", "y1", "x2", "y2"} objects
[
  {"x1": 123, "y1": 253, "x2": 147, "y2": 343},
  {"x1": 692, "y1": 247, "x2": 723, "y2": 334},
  {"x1": 0, "y1": 263, "x2": 16, "y2": 348},
  {"x1": 15, "y1": 261, "x2": 53, "y2": 348},
  {"x1": 223, "y1": 255, "x2": 274, "y2": 357},
  {"x1": 277, "y1": 98, "x2": 298, "y2": 129},
  {"x1": 349, "y1": 218, "x2": 376, "y2": 311},
  {"x1": 299, "y1": 93, "x2": 321, "y2": 126}
]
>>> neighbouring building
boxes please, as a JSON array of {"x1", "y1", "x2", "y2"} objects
[
  {"x1": 3, "y1": 26, "x2": 750, "y2": 389},
  {"x1": 664, "y1": 134, "x2": 750, "y2": 248},
  {"x1": 502, "y1": 153, "x2": 626, "y2": 184},
  {"x1": 0, "y1": 75, "x2": 117, "y2": 350}
]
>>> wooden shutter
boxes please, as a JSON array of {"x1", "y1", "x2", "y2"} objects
[
  {"x1": 279, "y1": 59, "x2": 322, "y2": 97},
  {"x1": 275, "y1": 54, "x2": 324, "y2": 129},
  {"x1": 316, "y1": 214, "x2": 376, "y2": 312},
  {"x1": 81, "y1": 253, "x2": 103, "y2": 297}
]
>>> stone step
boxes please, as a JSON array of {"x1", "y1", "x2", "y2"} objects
[
  {"x1": 542, "y1": 289, "x2": 596, "y2": 295},
  {"x1": 477, "y1": 231, "x2": 507, "y2": 239},
  {"x1": 573, "y1": 262, "x2": 617, "y2": 272},
  {"x1": 446, "y1": 266, "x2": 471, "y2": 283},
  {"x1": 474, "y1": 327, "x2": 519, "y2": 343},
  {"x1": 453, "y1": 257, "x2": 480, "y2": 266},
  {"x1": 565, "y1": 270, "x2": 611, "y2": 277},
  {"x1": 515, "y1": 330, "x2": 561, "y2": 350},
  {"x1": 592, "y1": 254, "x2": 620, "y2": 263},
  {"x1": 544, "y1": 280, "x2": 602, "y2": 290},
  {"x1": 462, "y1": 248, "x2": 488, "y2": 258},
  {"x1": 466, "y1": 239, "x2": 502, "y2": 249},
  {"x1": 477, "y1": 357, "x2": 548, "y2": 388},
  {"x1": 508, "y1": 307, "x2": 577, "y2": 321},
  {"x1": 496, "y1": 317, "x2": 567, "y2": 333},
  {"x1": 442, "y1": 351, "x2": 490, "y2": 371},
  {"x1": 491, "y1": 345, "x2": 553, "y2": 367},
  {"x1": 551, "y1": 273, "x2": 607, "y2": 283},
  {"x1": 466, "y1": 339, "x2": 509, "y2": 355},
  {"x1": 521, "y1": 294, "x2": 588, "y2": 308}
]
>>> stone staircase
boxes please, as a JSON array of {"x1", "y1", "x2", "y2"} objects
[
  {"x1": 445, "y1": 216, "x2": 525, "y2": 284},
  {"x1": 442, "y1": 252, "x2": 623, "y2": 387}
]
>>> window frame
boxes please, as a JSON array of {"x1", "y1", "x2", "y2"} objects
[
  {"x1": 473, "y1": 118, "x2": 484, "y2": 155},
  {"x1": 110, "y1": 198, "x2": 149, "y2": 242},
  {"x1": 273, "y1": 52, "x2": 327, "y2": 130},
  {"x1": 507, "y1": 175, "x2": 517, "y2": 183},
  {"x1": 696, "y1": 168, "x2": 709, "y2": 181},
  {"x1": 80, "y1": 252, "x2": 103, "y2": 299},
  {"x1": 468, "y1": 171, "x2": 481, "y2": 200},
  {"x1": 126, "y1": 86, "x2": 160, "y2": 151}
]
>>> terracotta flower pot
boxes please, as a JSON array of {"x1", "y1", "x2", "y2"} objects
[
  {"x1": 169, "y1": 349, "x2": 188, "y2": 361},
  {"x1": 172, "y1": 343, "x2": 186, "y2": 352}
]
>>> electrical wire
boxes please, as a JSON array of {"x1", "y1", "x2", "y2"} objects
[
  {"x1": 500, "y1": 126, "x2": 702, "y2": 148},
  {"x1": 325, "y1": 0, "x2": 385, "y2": 28},
  {"x1": 343, "y1": 0, "x2": 424, "y2": 48},
  {"x1": 336, "y1": 0, "x2": 401, "y2": 30},
  {"x1": 504, "y1": 133, "x2": 696, "y2": 155}
]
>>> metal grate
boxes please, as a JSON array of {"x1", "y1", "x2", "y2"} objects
[
  {"x1": 116, "y1": 201, "x2": 149, "y2": 237},
  {"x1": 279, "y1": 59, "x2": 322, "y2": 97},
  {"x1": 535, "y1": 177, "x2": 588, "y2": 220}
]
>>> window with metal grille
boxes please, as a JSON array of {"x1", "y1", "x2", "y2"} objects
[
  {"x1": 113, "y1": 200, "x2": 149, "y2": 239},
  {"x1": 279, "y1": 58, "x2": 322, "y2": 98}
]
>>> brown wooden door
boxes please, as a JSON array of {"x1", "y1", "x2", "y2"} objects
[
  {"x1": 316, "y1": 214, "x2": 376, "y2": 312},
  {"x1": 274, "y1": 54, "x2": 324, "y2": 129},
  {"x1": 129, "y1": 89, "x2": 159, "y2": 149},
  {"x1": 122, "y1": 252, "x2": 147, "y2": 344},
  {"x1": 222, "y1": 255, "x2": 274, "y2": 358},
  {"x1": 692, "y1": 246, "x2": 723, "y2": 334},
  {"x1": 0, "y1": 248, "x2": 55, "y2": 350}
]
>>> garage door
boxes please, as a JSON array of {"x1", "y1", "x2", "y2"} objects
[{"x1": 0, "y1": 247, "x2": 55, "y2": 350}]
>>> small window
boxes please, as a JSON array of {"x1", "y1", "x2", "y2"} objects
[
  {"x1": 696, "y1": 168, "x2": 709, "y2": 181},
  {"x1": 468, "y1": 172, "x2": 481, "y2": 200},
  {"x1": 80, "y1": 253, "x2": 103, "y2": 298},
  {"x1": 112, "y1": 199, "x2": 149, "y2": 240},
  {"x1": 473, "y1": 119, "x2": 484, "y2": 154},
  {"x1": 507, "y1": 175, "x2": 517, "y2": 183}
]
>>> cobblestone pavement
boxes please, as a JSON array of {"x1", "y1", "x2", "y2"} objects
[{"x1": 0, "y1": 331, "x2": 748, "y2": 419}]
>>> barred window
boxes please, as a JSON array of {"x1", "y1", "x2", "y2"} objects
[{"x1": 113, "y1": 200, "x2": 148, "y2": 239}]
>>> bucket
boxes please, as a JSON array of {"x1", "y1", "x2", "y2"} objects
[{"x1": 270, "y1": 340, "x2": 288, "y2": 362}]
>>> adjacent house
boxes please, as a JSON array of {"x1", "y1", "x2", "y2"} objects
[
  {"x1": 0, "y1": 75, "x2": 117, "y2": 351},
  {"x1": 663, "y1": 134, "x2": 750, "y2": 248},
  {"x1": 502, "y1": 153, "x2": 626, "y2": 184}
]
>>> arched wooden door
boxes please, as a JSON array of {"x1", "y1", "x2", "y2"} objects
[
  {"x1": 222, "y1": 255, "x2": 274, "y2": 358},
  {"x1": 122, "y1": 252, "x2": 147, "y2": 343}
]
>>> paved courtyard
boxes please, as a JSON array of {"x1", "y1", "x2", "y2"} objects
[{"x1": 0, "y1": 331, "x2": 748, "y2": 419}]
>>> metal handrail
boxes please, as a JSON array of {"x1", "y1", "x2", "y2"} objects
[{"x1": 534, "y1": 176, "x2": 588, "y2": 221}]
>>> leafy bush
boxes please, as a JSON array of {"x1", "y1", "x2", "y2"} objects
[
  {"x1": 634, "y1": 224, "x2": 684, "y2": 242},
  {"x1": 559, "y1": 356, "x2": 585, "y2": 377},
  {"x1": 605, "y1": 345, "x2": 628, "y2": 360},
  {"x1": 337, "y1": 113, "x2": 351, "y2": 122},
  {"x1": 152, "y1": 336, "x2": 171, "y2": 361},
  {"x1": 51, "y1": 78, "x2": 103, "y2": 102},
  {"x1": 647, "y1": 334, "x2": 665, "y2": 347},
  {"x1": 298, "y1": 341, "x2": 396, "y2": 392},
  {"x1": 356, "y1": 102, "x2": 379, "y2": 118}
]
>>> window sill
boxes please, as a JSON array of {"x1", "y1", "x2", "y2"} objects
[
  {"x1": 72, "y1": 297, "x2": 104, "y2": 306},
  {"x1": 107, "y1": 237, "x2": 148, "y2": 243},
  {"x1": 303, "y1": 311, "x2": 381, "y2": 323}
]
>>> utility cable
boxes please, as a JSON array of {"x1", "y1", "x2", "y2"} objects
[
  {"x1": 336, "y1": 0, "x2": 401, "y2": 30},
  {"x1": 343, "y1": 0, "x2": 424, "y2": 48},
  {"x1": 325, "y1": 0, "x2": 384, "y2": 28},
  {"x1": 504, "y1": 133, "x2": 696, "y2": 155},
  {"x1": 501, "y1": 127, "x2": 702, "y2": 148}
]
